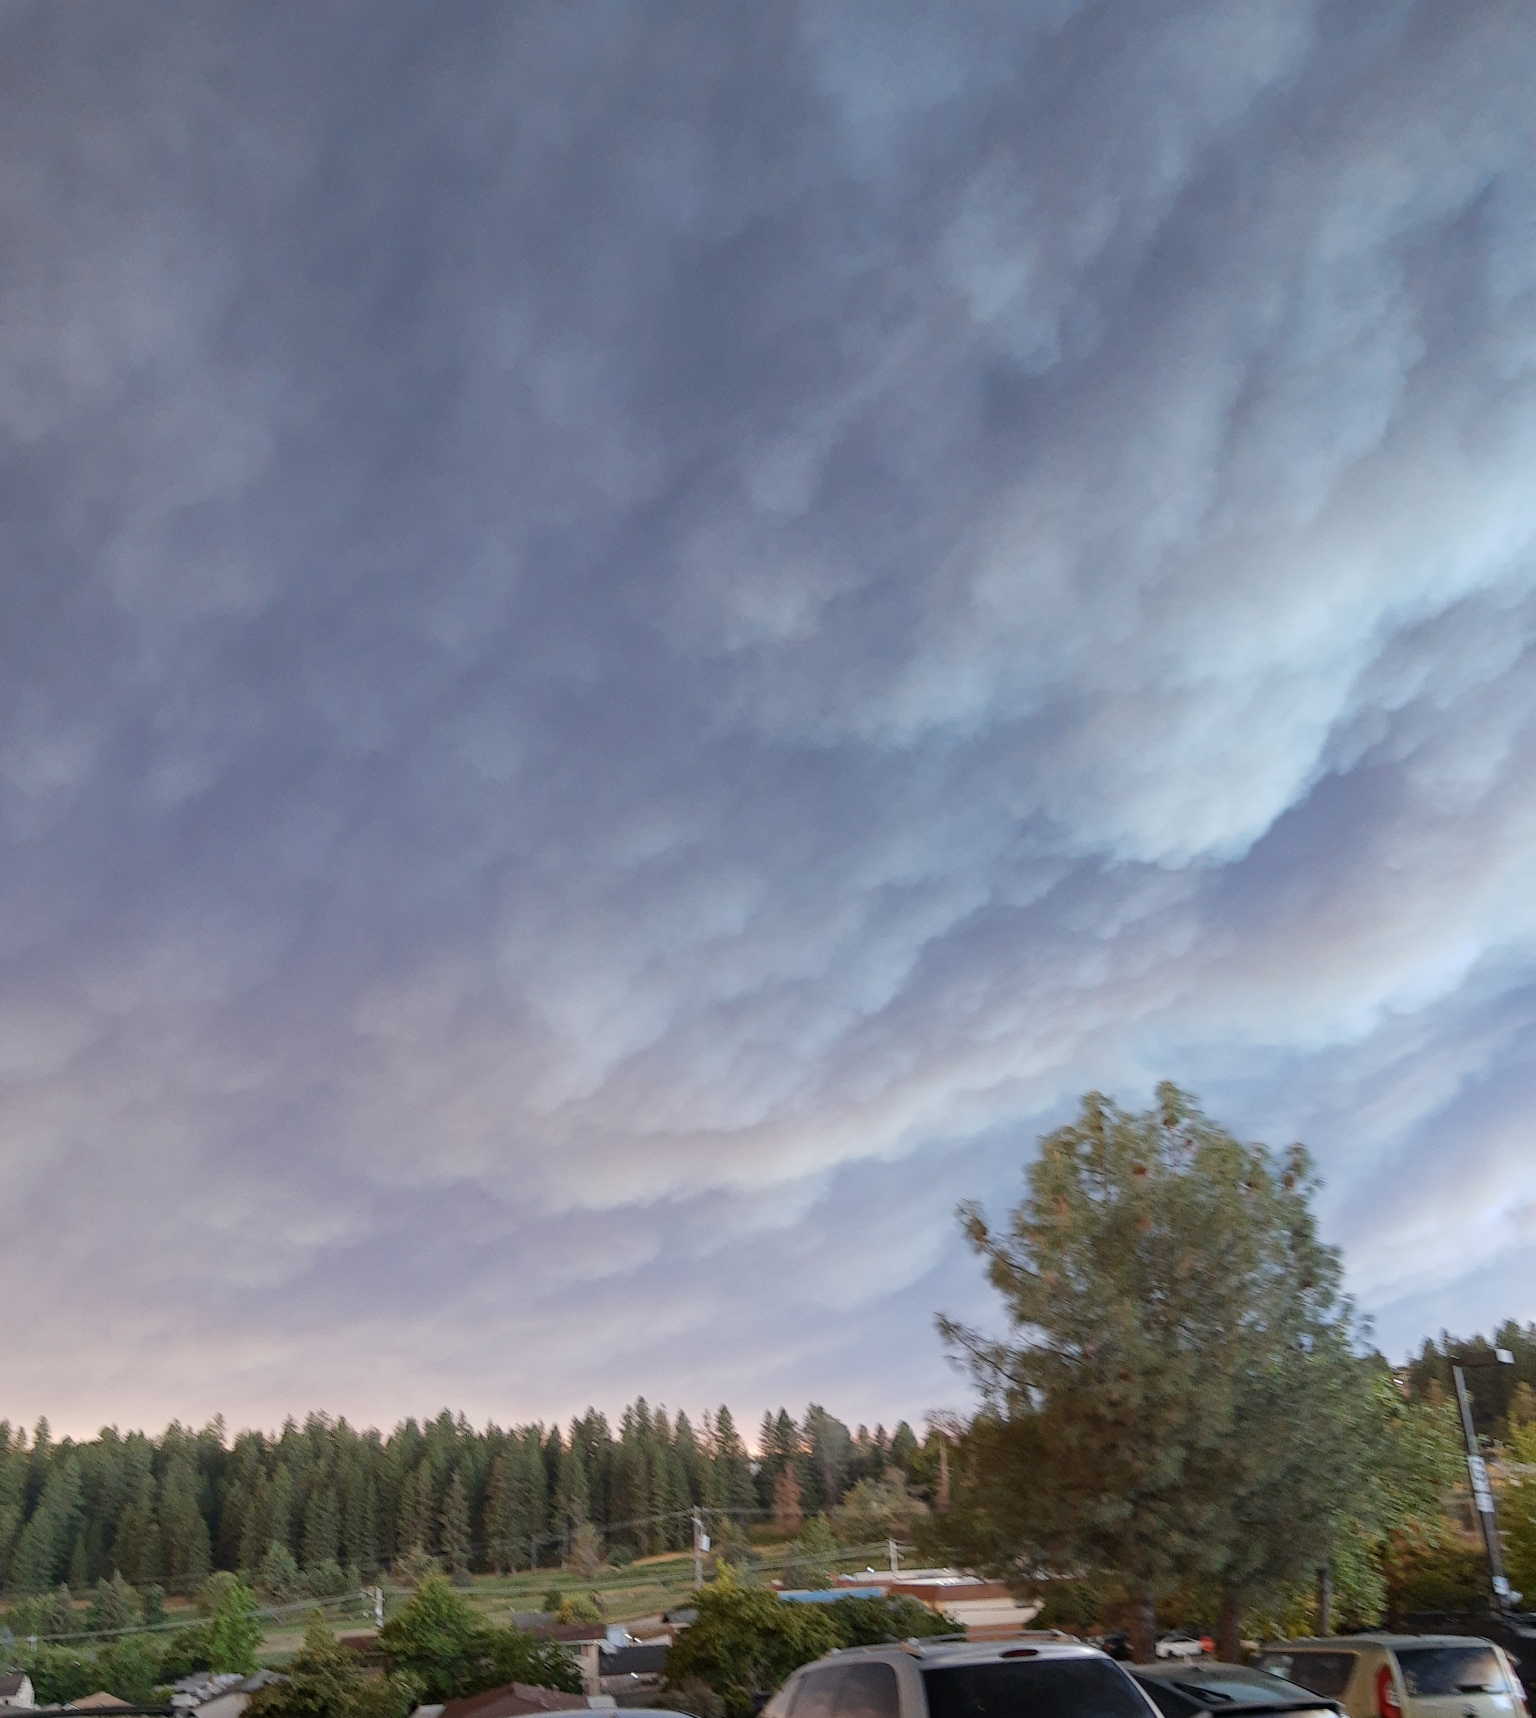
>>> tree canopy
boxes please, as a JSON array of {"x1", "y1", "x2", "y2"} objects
[
  {"x1": 936, "y1": 1082, "x2": 1457, "y2": 1659},
  {"x1": 376, "y1": 1573, "x2": 579, "y2": 1700}
]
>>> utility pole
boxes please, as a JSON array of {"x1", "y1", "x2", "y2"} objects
[
  {"x1": 372, "y1": 1585, "x2": 384, "y2": 1629},
  {"x1": 887, "y1": 1538, "x2": 899, "y2": 1575},
  {"x1": 1451, "y1": 1349, "x2": 1520, "y2": 1617},
  {"x1": 1315, "y1": 1562, "x2": 1332, "y2": 1635},
  {"x1": 692, "y1": 1509, "x2": 710, "y2": 1589}
]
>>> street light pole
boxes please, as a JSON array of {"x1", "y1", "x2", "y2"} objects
[{"x1": 1450, "y1": 1349, "x2": 1520, "y2": 1618}]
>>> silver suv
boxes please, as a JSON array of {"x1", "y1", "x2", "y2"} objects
[
  {"x1": 762, "y1": 1637, "x2": 1162, "y2": 1718},
  {"x1": 1255, "y1": 1635, "x2": 1528, "y2": 1718}
]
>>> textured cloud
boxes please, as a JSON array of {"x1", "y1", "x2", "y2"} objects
[{"x1": 1, "y1": 0, "x2": 1534, "y2": 1437}]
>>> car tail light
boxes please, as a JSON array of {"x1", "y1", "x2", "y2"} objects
[{"x1": 1377, "y1": 1665, "x2": 1403, "y2": 1718}]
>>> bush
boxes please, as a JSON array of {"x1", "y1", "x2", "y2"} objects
[
  {"x1": 159, "y1": 1622, "x2": 216, "y2": 1679},
  {"x1": 97, "y1": 1634, "x2": 169, "y2": 1704},
  {"x1": 664, "y1": 1581, "x2": 952, "y2": 1718},
  {"x1": 377, "y1": 1573, "x2": 580, "y2": 1701},
  {"x1": 15, "y1": 1644, "x2": 98, "y2": 1706},
  {"x1": 303, "y1": 1560, "x2": 351, "y2": 1599},
  {"x1": 207, "y1": 1579, "x2": 264, "y2": 1675},
  {"x1": 247, "y1": 1612, "x2": 417, "y2": 1718},
  {"x1": 608, "y1": 1545, "x2": 637, "y2": 1569}
]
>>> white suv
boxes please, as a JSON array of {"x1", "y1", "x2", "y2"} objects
[
  {"x1": 1256, "y1": 1635, "x2": 1528, "y2": 1718},
  {"x1": 762, "y1": 1637, "x2": 1162, "y2": 1718}
]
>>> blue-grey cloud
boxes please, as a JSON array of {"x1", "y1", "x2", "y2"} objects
[{"x1": 1, "y1": 0, "x2": 1534, "y2": 1438}]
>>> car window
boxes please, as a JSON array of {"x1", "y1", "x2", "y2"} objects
[
  {"x1": 1257, "y1": 1656, "x2": 1357, "y2": 1699},
  {"x1": 1135, "y1": 1680, "x2": 1202, "y2": 1718},
  {"x1": 794, "y1": 1671, "x2": 848, "y2": 1718},
  {"x1": 923, "y1": 1657, "x2": 1153, "y2": 1718},
  {"x1": 1394, "y1": 1649, "x2": 1508, "y2": 1698},
  {"x1": 837, "y1": 1664, "x2": 901, "y2": 1718}
]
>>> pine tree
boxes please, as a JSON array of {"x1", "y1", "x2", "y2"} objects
[
  {"x1": 301, "y1": 1482, "x2": 341, "y2": 1571},
  {"x1": 88, "y1": 1570, "x2": 140, "y2": 1634},
  {"x1": 159, "y1": 1452, "x2": 212, "y2": 1590},
  {"x1": 440, "y1": 1472, "x2": 471, "y2": 1577},
  {"x1": 773, "y1": 1468, "x2": 804, "y2": 1538}
]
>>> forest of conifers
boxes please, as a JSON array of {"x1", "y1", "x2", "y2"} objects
[{"x1": 0, "y1": 1400, "x2": 946, "y2": 1597}]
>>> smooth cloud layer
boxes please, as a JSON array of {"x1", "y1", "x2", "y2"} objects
[{"x1": 1, "y1": 0, "x2": 1534, "y2": 1438}]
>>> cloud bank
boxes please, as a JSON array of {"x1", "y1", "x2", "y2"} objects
[{"x1": 1, "y1": 0, "x2": 1534, "y2": 1437}]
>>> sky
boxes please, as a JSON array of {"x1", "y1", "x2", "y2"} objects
[{"x1": 2, "y1": 0, "x2": 1535, "y2": 1444}]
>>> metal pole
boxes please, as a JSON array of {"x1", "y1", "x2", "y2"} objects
[{"x1": 1452, "y1": 1364, "x2": 1514, "y2": 1617}]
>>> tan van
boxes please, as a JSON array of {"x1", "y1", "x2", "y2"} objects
[{"x1": 1256, "y1": 1636, "x2": 1527, "y2": 1718}]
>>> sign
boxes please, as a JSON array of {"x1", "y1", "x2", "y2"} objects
[{"x1": 1468, "y1": 1454, "x2": 1496, "y2": 1514}]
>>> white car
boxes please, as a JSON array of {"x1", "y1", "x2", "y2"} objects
[
  {"x1": 763, "y1": 1636, "x2": 1163, "y2": 1718},
  {"x1": 1157, "y1": 1636, "x2": 1207, "y2": 1662}
]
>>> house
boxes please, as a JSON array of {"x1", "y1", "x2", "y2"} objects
[
  {"x1": 596, "y1": 1642, "x2": 669, "y2": 1699},
  {"x1": 831, "y1": 1567, "x2": 1042, "y2": 1639},
  {"x1": 412, "y1": 1683, "x2": 594, "y2": 1718},
  {"x1": 0, "y1": 1675, "x2": 35, "y2": 1711},
  {"x1": 531, "y1": 1622, "x2": 612, "y2": 1696},
  {"x1": 170, "y1": 1670, "x2": 284, "y2": 1718}
]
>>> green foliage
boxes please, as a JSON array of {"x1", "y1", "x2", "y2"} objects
[
  {"x1": 377, "y1": 1573, "x2": 580, "y2": 1701},
  {"x1": 88, "y1": 1571, "x2": 142, "y2": 1634},
  {"x1": 0, "y1": 1397, "x2": 900, "y2": 1592},
  {"x1": 784, "y1": 1517, "x2": 837, "y2": 1589},
  {"x1": 936, "y1": 1084, "x2": 1458, "y2": 1658},
  {"x1": 664, "y1": 1581, "x2": 840, "y2": 1718},
  {"x1": 821, "y1": 1595, "x2": 952, "y2": 1646},
  {"x1": 159, "y1": 1622, "x2": 216, "y2": 1679},
  {"x1": 246, "y1": 1612, "x2": 417, "y2": 1718},
  {"x1": 95, "y1": 1632, "x2": 170, "y2": 1704},
  {"x1": 1029, "y1": 1575, "x2": 1115, "y2": 1631},
  {"x1": 664, "y1": 1579, "x2": 950, "y2": 1718},
  {"x1": 207, "y1": 1578, "x2": 264, "y2": 1674},
  {"x1": 553, "y1": 1590, "x2": 602, "y2": 1624},
  {"x1": 14, "y1": 1642, "x2": 98, "y2": 1705},
  {"x1": 1383, "y1": 1529, "x2": 1491, "y2": 1619},
  {"x1": 1501, "y1": 1408, "x2": 1536, "y2": 1606},
  {"x1": 832, "y1": 1473, "x2": 928, "y2": 1547},
  {"x1": 258, "y1": 1540, "x2": 303, "y2": 1600}
]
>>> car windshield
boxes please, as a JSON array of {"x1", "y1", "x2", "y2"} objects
[
  {"x1": 923, "y1": 1658, "x2": 1152, "y2": 1718},
  {"x1": 1394, "y1": 1649, "x2": 1508, "y2": 1698}
]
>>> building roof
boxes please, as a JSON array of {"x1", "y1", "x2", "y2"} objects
[
  {"x1": 0, "y1": 1676, "x2": 33, "y2": 1698},
  {"x1": 437, "y1": 1682, "x2": 590, "y2": 1718},
  {"x1": 72, "y1": 1695, "x2": 131, "y2": 1710}
]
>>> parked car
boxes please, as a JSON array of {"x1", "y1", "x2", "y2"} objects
[
  {"x1": 762, "y1": 1636, "x2": 1162, "y2": 1718},
  {"x1": 1254, "y1": 1635, "x2": 1528, "y2": 1718},
  {"x1": 1133, "y1": 1662, "x2": 1344, "y2": 1718},
  {"x1": 1400, "y1": 1616, "x2": 1536, "y2": 1697},
  {"x1": 1157, "y1": 1636, "x2": 1209, "y2": 1662}
]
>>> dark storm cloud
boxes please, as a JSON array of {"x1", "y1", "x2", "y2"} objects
[{"x1": 1, "y1": 0, "x2": 1534, "y2": 1434}]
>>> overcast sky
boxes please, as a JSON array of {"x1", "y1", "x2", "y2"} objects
[{"x1": 2, "y1": 0, "x2": 1534, "y2": 1443}]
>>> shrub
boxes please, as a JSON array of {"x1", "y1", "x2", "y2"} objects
[{"x1": 377, "y1": 1573, "x2": 580, "y2": 1701}]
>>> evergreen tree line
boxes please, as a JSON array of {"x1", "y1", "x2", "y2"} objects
[{"x1": 0, "y1": 1400, "x2": 947, "y2": 1599}]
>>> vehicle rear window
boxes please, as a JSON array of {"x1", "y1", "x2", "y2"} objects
[
  {"x1": 923, "y1": 1658, "x2": 1152, "y2": 1718},
  {"x1": 1167, "y1": 1670, "x2": 1326, "y2": 1704},
  {"x1": 1255, "y1": 1655, "x2": 1356, "y2": 1699},
  {"x1": 839, "y1": 1665, "x2": 901, "y2": 1718},
  {"x1": 1394, "y1": 1648, "x2": 1508, "y2": 1698},
  {"x1": 794, "y1": 1669, "x2": 846, "y2": 1718}
]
